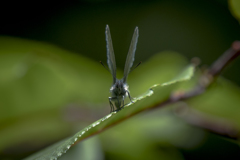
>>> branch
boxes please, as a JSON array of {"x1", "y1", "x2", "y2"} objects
[
  {"x1": 163, "y1": 41, "x2": 240, "y2": 139},
  {"x1": 170, "y1": 41, "x2": 240, "y2": 102},
  {"x1": 208, "y1": 41, "x2": 240, "y2": 77}
]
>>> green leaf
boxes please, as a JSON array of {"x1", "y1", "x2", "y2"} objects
[
  {"x1": 99, "y1": 109, "x2": 204, "y2": 160},
  {"x1": 229, "y1": 0, "x2": 240, "y2": 22},
  {"x1": 0, "y1": 36, "x2": 190, "y2": 155},
  {"x1": 58, "y1": 136, "x2": 104, "y2": 160},
  {"x1": 0, "y1": 37, "x2": 109, "y2": 152},
  {"x1": 25, "y1": 64, "x2": 195, "y2": 160}
]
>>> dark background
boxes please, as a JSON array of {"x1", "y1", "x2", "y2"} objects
[{"x1": 1, "y1": 0, "x2": 239, "y2": 85}]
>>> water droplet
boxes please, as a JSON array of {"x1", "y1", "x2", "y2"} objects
[
  {"x1": 75, "y1": 138, "x2": 78, "y2": 141},
  {"x1": 151, "y1": 84, "x2": 158, "y2": 88},
  {"x1": 106, "y1": 114, "x2": 111, "y2": 119},
  {"x1": 67, "y1": 145, "x2": 71, "y2": 149},
  {"x1": 82, "y1": 131, "x2": 85, "y2": 134},
  {"x1": 57, "y1": 152, "x2": 62, "y2": 157}
]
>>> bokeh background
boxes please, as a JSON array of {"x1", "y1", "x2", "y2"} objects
[{"x1": 1, "y1": 0, "x2": 240, "y2": 160}]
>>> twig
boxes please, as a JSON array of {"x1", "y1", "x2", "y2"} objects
[
  {"x1": 168, "y1": 41, "x2": 240, "y2": 139},
  {"x1": 170, "y1": 41, "x2": 240, "y2": 101},
  {"x1": 208, "y1": 41, "x2": 240, "y2": 77}
]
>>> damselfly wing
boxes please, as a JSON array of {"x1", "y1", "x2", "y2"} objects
[{"x1": 105, "y1": 25, "x2": 139, "y2": 112}]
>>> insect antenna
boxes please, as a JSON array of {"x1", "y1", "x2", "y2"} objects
[
  {"x1": 130, "y1": 61, "x2": 142, "y2": 73},
  {"x1": 100, "y1": 61, "x2": 110, "y2": 72}
]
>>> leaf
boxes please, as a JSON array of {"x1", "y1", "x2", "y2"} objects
[
  {"x1": 58, "y1": 136, "x2": 104, "y2": 160},
  {"x1": 229, "y1": 0, "x2": 240, "y2": 22},
  {"x1": 98, "y1": 75, "x2": 240, "y2": 160},
  {"x1": 25, "y1": 64, "x2": 195, "y2": 160},
  {"x1": 0, "y1": 36, "x2": 190, "y2": 154},
  {"x1": 99, "y1": 110, "x2": 204, "y2": 160},
  {"x1": 0, "y1": 36, "x2": 113, "y2": 152}
]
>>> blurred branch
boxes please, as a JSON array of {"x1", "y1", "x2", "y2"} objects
[
  {"x1": 208, "y1": 41, "x2": 240, "y2": 77},
  {"x1": 165, "y1": 41, "x2": 240, "y2": 140},
  {"x1": 170, "y1": 41, "x2": 240, "y2": 102}
]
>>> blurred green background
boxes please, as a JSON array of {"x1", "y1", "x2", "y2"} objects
[{"x1": 1, "y1": 0, "x2": 240, "y2": 159}]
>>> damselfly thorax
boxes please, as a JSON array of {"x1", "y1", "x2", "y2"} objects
[{"x1": 109, "y1": 79, "x2": 132, "y2": 111}]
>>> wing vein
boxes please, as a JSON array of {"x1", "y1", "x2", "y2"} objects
[
  {"x1": 105, "y1": 25, "x2": 117, "y2": 83},
  {"x1": 123, "y1": 27, "x2": 139, "y2": 82}
]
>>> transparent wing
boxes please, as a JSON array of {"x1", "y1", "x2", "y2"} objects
[
  {"x1": 123, "y1": 27, "x2": 139, "y2": 83},
  {"x1": 105, "y1": 25, "x2": 117, "y2": 83}
]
